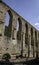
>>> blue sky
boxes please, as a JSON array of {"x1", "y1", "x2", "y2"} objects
[{"x1": 3, "y1": 0, "x2": 39, "y2": 30}]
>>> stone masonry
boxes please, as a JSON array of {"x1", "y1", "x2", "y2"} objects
[{"x1": 0, "y1": 0, "x2": 39, "y2": 61}]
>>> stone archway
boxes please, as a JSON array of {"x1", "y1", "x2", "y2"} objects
[
  {"x1": 17, "y1": 18, "x2": 22, "y2": 40},
  {"x1": 25, "y1": 23, "x2": 28, "y2": 46},
  {"x1": 4, "y1": 10, "x2": 13, "y2": 37}
]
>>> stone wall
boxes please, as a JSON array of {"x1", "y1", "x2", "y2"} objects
[{"x1": 0, "y1": 1, "x2": 39, "y2": 60}]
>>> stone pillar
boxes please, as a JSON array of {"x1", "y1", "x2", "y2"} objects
[
  {"x1": 28, "y1": 25, "x2": 31, "y2": 57},
  {"x1": 11, "y1": 16, "x2": 19, "y2": 54},
  {"x1": 34, "y1": 31, "x2": 38, "y2": 58},
  {"x1": 23, "y1": 32, "x2": 25, "y2": 50},
  {"x1": 33, "y1": 29, "x2": 35, "y2": 57},
  {"x1": 38, "y1": 32, "x2": 39, "y2": 57},
  {"x1": 36, "y1": 32, "x2": 38, "y2": 58},
  {"x1": 0, "y1": 2, "x2": 6, "y2": 55},
  {"x1": 21, "y1": 32, "x2": 23, "y2": 56},
  {"x1": 21, "y1": 22, "x2": 26, "y2": 57},
  {"x1": 11, "y1": 16, "x2": 17, "y2": 40},
  {"x1": 0, "y1": 14, "x2": 5, "y2": 37},
  {"x1": 0, "y1": 2, "x2": 6, "y2": 36}
]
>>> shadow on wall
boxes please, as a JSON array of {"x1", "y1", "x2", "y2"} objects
[{"x1": 0, "y1": 58, "x2": 39, "y2": 65}]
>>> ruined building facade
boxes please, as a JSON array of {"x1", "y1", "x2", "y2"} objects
[{"x1": 0, "y1": 1, "x2": 39, "y2": 61}]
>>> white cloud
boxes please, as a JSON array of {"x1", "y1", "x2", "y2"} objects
[{"x1": 35, "y1": 22, "x2": 39, "y2": 26}]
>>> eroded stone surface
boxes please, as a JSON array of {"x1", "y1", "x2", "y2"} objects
[{"x1": 0, "y1": 1, "x2": 39, "y2": 60}]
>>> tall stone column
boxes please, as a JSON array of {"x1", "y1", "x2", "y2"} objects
[
  {"x1": 28, "y1": 25, "x2": 31, "y2": 57},
  {"x1": 33, "y1": 29, "x2": 35, "y2": 57},
  {"x1": 0, "y1": 14, "x2": 5, "y2": 37},
  {"x1": 36, "y1": 32, "x2": 38, "y2": 58},
  {"x1": 22, "y1": 23, "x2": 26, "y2": 57},
  {"x1": 0, "y1": 1, "x2": 7, "y2": 36},
  {"x1": 11, "y1": 16, "x2": 19, "y2": 54},
  {"x1": 38, "y1": 32, "x2": 39, "y2": 57},
  {"x1": 11, "y1": 16, "x2": 17, "y2": 40},
  {"x1": 0, "y1": 2, "x2": 6, "y2": 54}
]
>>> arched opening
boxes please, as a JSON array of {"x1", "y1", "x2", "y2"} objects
[
  {"x1": 2, "y1": 53, "x2": 11, "y2": 61},
  {"x1": 5, "y1": 12, "x2": 10, "y2": 26},
  {"x1": 31, "y1": 28, "x2": 33, "y2": 46},
  {"x1": 16, "y1": 18, "x2": 22, "y2": 57},
  {"x1": 25, "y1": 23, "x2": 28, "y2": 46},
  {"x1": 25, "y1": 23, "x2": 28, "y2": 57},
  {"x1": 17, "y1": 18, "x2": 22, "y2": 40},
  {"x1": 31, "y1": 28, "x2": 34, "y2": 57},
  {"x1": 35, "y1": 31, "x2": 38, "y2": 58},
  {"x1": 4, "y1": 10, "x2": 13, "y2": 37}
]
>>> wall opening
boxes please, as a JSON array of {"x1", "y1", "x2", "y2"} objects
[
  {"x1": 35, "y1": 31, "x2": 38, "y2": 58},
  {"x1": 31, "y1": 28, "x2": 33, "y2": 46},
  {"x1": 17, "y1": 18, "x2": 22, "y2": 40},
  {"x1": 5, "y1": 12, "x2": 10, "y2": 26},
  {"x1": 4, "y1": 10, "x2": 13, "y2": 37},
  {"x1": 25, "y1": 23, "x2": 28, "y2": 46}
]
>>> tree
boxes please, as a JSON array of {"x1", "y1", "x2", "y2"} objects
[{"x1": 2, "y1": 53, "x2": 11, "y2": 61}]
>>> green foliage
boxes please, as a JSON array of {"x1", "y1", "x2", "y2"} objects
[{"x1": 2, "y1": 53, "x2": 11, "y2": 60}]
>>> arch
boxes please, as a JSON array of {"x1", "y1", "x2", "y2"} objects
[
  {"x1": 17, "y1": 18, "x2": 22, "y2": 40},
  {"x1": 5, "y1": 12, "x2": 10, "y2": 26},
  {"x1": 31, "y1": 28, "x2": 33, "y2": 46},
  {"x1": 4, "y1": 10, "x2": 13, "y2": 37},
  {"x1": 25, "y1": 23, "x2": 28, "y2": 46}
]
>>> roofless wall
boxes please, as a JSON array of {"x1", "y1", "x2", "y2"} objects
[{"x1": 0, "y1": 1, "x2": 39, "y2": 60}]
